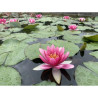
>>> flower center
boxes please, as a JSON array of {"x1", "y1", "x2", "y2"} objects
[{"x1": 49, "y1": 53, "x2": 59, "y2": 59}]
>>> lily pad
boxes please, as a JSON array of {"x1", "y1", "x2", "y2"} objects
[
  {"x1": 5, "y1": 43, "x2": 27, "y2": 66},
  {"x1": 95, "y1": 16, "x2": 98, "y2": 21},
  {"x1": 75, "y1": 65, "x2": 98, "y2": 85},
  {"x1": 63, "y1": 33, "x2": 83, "y2": 43},
  {"x1": 10, "y1": 22, "x2": 21, "y2": 28},
  {"x1": 89, "y1": 51, "x2": 98, "y2": 59},
  {"x1": 86, "y1": 42, "x2": 98, "y2": 50},
  {"x1": 57, "y1": 25, "x2": 64, "y2": 31},
  {"x1": 0, "y1": 39, "x2": 20, "y2": 54},
  {"x1": 0, "y1": 31, "x2": 10, "y2": 38},
  {"x1": 0, "y1": 53, "x2": 8, "y2": 65},
  {"x1": 8, "y1": 28, "x2": 23, "y2": 33},
  {"x1": 34, "y1": 81, "x2": 56, "y2": 86},
  {"x1": 0, "y1": 66, "x2": 21, "y2": 85},
  {"x1": 83, "y1": 35, "x2": 98, "y2": 42},
  {"x1": 84, "y1": 61, "x2": 98, "y2": 74},
  {"x1": 47, "y1": 40, "x2": 79, "y2": 57},
  {"x1": 77, "y1": 26, "x2": 93, "y2": 30},
  {"x1": 25, "y1": 43, "x2": 40, "y2": 60}
]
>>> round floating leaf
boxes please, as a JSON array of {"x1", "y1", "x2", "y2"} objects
[
  {"x1": 57, "y1": 25, "x2": 64, "y2": 31},
  {"x1": 75, "y1": 65, "x2": 98, "y2": 85},
  {"x1": 0, "y1": 31, "x2": 10, "y2": 38},
  {"x1": 47, "y1": 40, "x2": 79, "y2": 57},
  {"x1": 63, "y1": 33, "x2": 83, "y2": 43},
  {"x1": 95, "y1": 16, "x2": 98, "y2": 21},
  {"x1": 77, "y1": 26, "x2": 93, "y2": 30},
  {"x1": 28, "y1": 31, "x2": 55, "y2": 38},
  {"x1": 0, "y1": 24, "x2": 5, "y2": 31},
  {"x1": 86, "y1": 42, "x2": 98, "y2": 50},
  {"x1": 34, "y1": 81, "x2": 56, "y2": 86},
  {"x1": 10, "y1": 22, "x2": 21, "y2": 28},
  {"x1": 56, "y1": 30, "x2": 81, "y2": 36},
  {"x1": 13, "y1": 33, "x2": 29, "y2": 41},
  {"x1": 5, "y1": 43, "x2": 27, "y2": 66},
  {"x1": 0, "y1": 53, "x2": 8, "y2": 65},
  {"x1": 95, "y1": 29, "x2": 98, "y2": 32},
  {"x1": 8, "y1": 28, "x2": 22, "y2": 33},
  {"x1": 84, "y1": 61, "x2": 98, "y2": 74},
  {"x1": 0, "y1": 66, "x2": 21, "y2": 85},
  {"x1": 83, "y1": 35, "x2": 98, "y2": 42},
  {"x1": 25, "y1": 43, "x2": 40, "y2": 60},
  {"x1": 89, "y1": 51, "x2": 98, "y2": 59},
  {"x1": 0, "y1": 39, "x2": 20, "y2": 54}
]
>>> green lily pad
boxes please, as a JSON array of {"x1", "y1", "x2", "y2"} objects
[
  {"x1": 10, "y1": 22, "x2": 21, "y2": 28},
  {"x1": 28, "y1": 31, "x2": 55, "y2": 38},
  {"x1": 63, "y1": 33, "x2": 83, "y2": 43},
  {"x1": 83, "y1": 35, "x2": 98, "y2": 42},
  {"x1": 95, "y1": 16, "x2": 98, "y2": 21},
  {"x1": 0, "y1": 24, "x2": 5, "y2": 31},
  {"x1": 0, "y1": 31, "x2": 10, "y2": 38},
  {"x1": 0, "y1": 53, "x2": 8, "y2": 65},
  {"x1": 47, "y1": 40, "x2": 79, "y2": 57},
  {"x1": 13, "y1": 33, "x2": 29, "y2": 41},
  {"x1": 5, "y1": 43, "x2": 27, "y2": 66},
  {"x1": 8, "y1": 28, "x2": 23, "y2": 33},
  {"x1": 94, "y1": 29, "x2": 98, "y2": 32},
  {"x1": 21, "y1": 37, "x2": 37, "y2": 43},
  {"x1": 89, "y1": 51, "x2": 98, "y2": 59},
  {"x1": 36, "y1": 17, "x2": 53, "y2": 22},
  {"x1": 57, "y1": 25, "x2": 64, "y2": 31},
  {"x1": 84, "y1": 61, "x2": 98, "y2": 74},
  {"x1": 25, "y1": 43, "x2": 40, "y2": 60},
  {"x1": 86, "y1": 42, "x2": 98, "y2": 50},
  {"x1": 75, "y1": 65, "x2": 98, "y2": 85},
  {"x1": 34, "y1": 81, "x2": 56, "y2": 86},
  {"x1": 56, "y1": 30, "x2": 81, "y2": 36},
  {"x1": 0, "y1": 39, "x2": 20, "y2": 54},
  {"x1": 22, "y1": 24, "x2": 39, "y2": 33},
  {"x1": 0, "y1": 66, "x2": 21, "y2": 85},
  {"x1": 77, "y1": 26, "x2": 93, "y2": 30}
]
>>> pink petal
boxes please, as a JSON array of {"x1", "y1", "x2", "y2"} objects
[
  {"x1": 39, "y1": 55, "x2": 49, "y2": 64},
  {"x1": 40, "y1": 64, "x2": 52, "y2": 70},
  {"x1": 64, "y1": 52, "x2": 69, "y2": 60},
  {"x1": 51, "y1": 44, "x2": 55, "y2": 53},
  {"x1": 39, "y1": 48, "x2": 45, "y2": 57},
  {"x1": 58, "y1": 64, "x2": 74, "y2": 69},
  {"x1": 33, "y1": 63, "x2": 51, "y2": 70},
  {"x1": 49, "y1": 58, "x2": 56, "y2": 66}
]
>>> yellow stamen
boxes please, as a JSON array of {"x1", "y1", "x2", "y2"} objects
[{"x1": 49, "y1": 53, "x2": 59, "y2": 59}]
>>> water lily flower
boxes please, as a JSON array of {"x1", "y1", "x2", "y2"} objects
[
  {"x1": 68, "y1": 24, "x2": 78, "y2": 31},
  {"x1": 10, "y1": 19, "x2": 17, "y2": 22},
  {"x1": 63, "y1": 16, "x2": 70, "y2": 19},
  {"x1": 0, "y1": 18, "x2": 7, "y2": 24},
  {"x1": 79, "y1": 18, "x2": 85, "y2": 22},
  {"x1": 36, "y1": 14, "x2": 42, "y2": 18},
  {"x1": 29, "y1": 19, "x2": 35, "y2": 24},
  {"x1": 33, "y1": 45, "x2": 74, "y2": 84}
]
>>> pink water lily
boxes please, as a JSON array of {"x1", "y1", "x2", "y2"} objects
[
  {"x1": 79, "y1": 18, "x2": 85, "y2": 22},
  {"x1": 36, "y1": 14, "x2": 42, "y2": 18},
  {"x1": 68, "y1": 24, "x2": 78, "y2": 31},
  {"x1": 63, "y1": 16, "x2": 70, "y2": 19},
  {"x1": 10, "y1": 19, "x2": 17, "y2": 22},
  {"x1": 33, "y1": 45, "x2": 74, "y2": 84},
  {"x1": 0, "y1": 18, "x2": 7, "y2": 24},
  {"x1": 29, "y1": 19, "x2": 35, "y2": 24}
]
